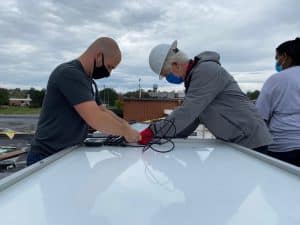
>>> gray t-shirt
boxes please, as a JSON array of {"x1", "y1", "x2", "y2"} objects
[
  {"x1": 256, "y1": 66, "x2": 300, "y2": 152},
  {"x1": 31, "y1": 60, "x2": 94, "y2": 156}
]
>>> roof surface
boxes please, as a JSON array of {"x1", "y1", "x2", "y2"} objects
[{"x1": 0, "y1": 135, "x2": 300, "y2": 224}]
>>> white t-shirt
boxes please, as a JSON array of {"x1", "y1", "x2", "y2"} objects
[{"x1": 256, "y1": 66, "x2": 300, "y2": 152}]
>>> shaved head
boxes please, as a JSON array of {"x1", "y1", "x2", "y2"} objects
[
  {"x1": 79, "y1": 37, "x2": 122, "y2": 76},
  {"x1": 87, "y1": 37, "x2": 121, "y2": 65}
]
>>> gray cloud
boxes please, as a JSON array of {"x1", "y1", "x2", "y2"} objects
[{"x1": 0, "y1": 0, "x2": 299, "y2": 92}]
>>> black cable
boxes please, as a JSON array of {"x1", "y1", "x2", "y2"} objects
[
  {"x1": 141, "y1": 118, "x2": 177, "y2": 153},
  {"x1": 84, "y1": 119, "x2": 178, "y2": 153},
  {"x1": 91, "y1": 79, "x2": 101, "y2": 105}
]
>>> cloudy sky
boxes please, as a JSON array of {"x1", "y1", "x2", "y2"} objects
[{"x1": 0, "y1": 0, "x2": 299, "y2": 93}]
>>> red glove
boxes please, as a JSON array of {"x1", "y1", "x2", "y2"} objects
[{"x1": 139, "y1": 128, "x2": 153, "y2": 145}]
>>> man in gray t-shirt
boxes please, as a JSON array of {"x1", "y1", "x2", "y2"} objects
[
  {"x1": 31, "y1": 60, "x2": 94, "y2": 157},
  {"x1": 27, "y1": 37, "x2": 140, "y2": 165}
]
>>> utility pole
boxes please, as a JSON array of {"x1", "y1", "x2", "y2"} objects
[
  {"x1": 107, "y1": 87, "x2": 110, "y2": 107},
  {"x1": 139, "y1": 78, "x2": 141, "y2": 99},
  {"x1": 103, "y1": 85, "x2": 106, "y2": 105}
]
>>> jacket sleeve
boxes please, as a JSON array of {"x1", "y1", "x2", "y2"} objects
[{"x1": 151, "y1": 62, "x2": 228, "y2": 138}]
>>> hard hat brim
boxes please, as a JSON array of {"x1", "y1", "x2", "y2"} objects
[{"x1": 159, "y1": 40, "x2": 177, "y2": 80}]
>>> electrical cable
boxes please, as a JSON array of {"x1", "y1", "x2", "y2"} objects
[
  {"x1": 84, "y1": 119, "x2": 177, "y2": 153},
  {"x1": 141, "y1": 119, "x2": 176, "y2": 153}
]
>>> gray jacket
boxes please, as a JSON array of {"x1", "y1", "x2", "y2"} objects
[{"x1": 151, "y1": 51, "x2": 272, "y2": 149}]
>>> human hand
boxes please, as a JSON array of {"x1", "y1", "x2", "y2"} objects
[{"x1": 124, "y1": 127, "x2": 141, "y2": 143}]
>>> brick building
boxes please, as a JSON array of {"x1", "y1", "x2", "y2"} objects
[{"x1": 123, "y1": 98, "x2": 183, "y2": 122}]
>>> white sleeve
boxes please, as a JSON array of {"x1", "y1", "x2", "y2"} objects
[{"x1": 255, "y1": 76, "x2": 279, "y2": 121}]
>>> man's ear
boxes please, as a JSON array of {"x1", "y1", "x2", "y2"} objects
[{"x1": 172, "y1": 62, "x2": 179, "y2": 68}]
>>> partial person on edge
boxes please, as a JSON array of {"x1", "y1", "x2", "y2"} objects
[
  {"x1": 138, "y1": 40, "x2": 272, "y2": 151},
  {"x1": 27, "y1": 37, "x2": 140, "y2": 166},
  {"x1": 256, "y1": 37, "x2": 300, "y2": 166}
]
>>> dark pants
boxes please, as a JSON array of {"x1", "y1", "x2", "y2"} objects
[
  {"x1": 267, "y1": 150, "x2": 300, "y2": 167},
  {"x1": 253, "y1": 145, "x2": 269, "y2": 154},
  {"x1": 253, "y1": 145, "x2": 300, "y2": 167},
  {"x1": 27, "y1": 150, "x2": 47, "y2": 166}
]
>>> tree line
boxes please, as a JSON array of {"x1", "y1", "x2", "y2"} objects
[
  {"x1": 0, "y1": 86, "x2": 261, "y2": 108},
  {"x1": 0, "y1": 88, "x2": 46, "y2": 107}
]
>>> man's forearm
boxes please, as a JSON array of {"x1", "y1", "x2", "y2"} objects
[{"x1": 76, "y1": 101, "x2": 127, "y2": 136}]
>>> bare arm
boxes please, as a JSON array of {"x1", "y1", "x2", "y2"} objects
[{"x1": 74, "y1": 101, "x2": 140, "y2": 142}]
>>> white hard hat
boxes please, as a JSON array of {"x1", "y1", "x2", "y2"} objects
[{"x1": 149, "y1": 40, "x2": 177, "y2": 78}]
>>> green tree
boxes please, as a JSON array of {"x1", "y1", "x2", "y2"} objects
[
  {"x1": 115, "y1": 99, "x2": 124, "y2": 110},
  {"x1": 8, "y1": 88, "x2": 26, "y2": 98},
  {"x1": 28, "y1": 88, "x2": 45, "y2": 107},
  {"x1": 123, "y1": 89, "x2": 150, "y2": 98},
  {"x1": 246, "y1": 90, "x2": 260, "y2": 100},
  {"x1": 99, "y1": 88, "x2": 118, "y2": 107},
  {"x1": 0, "y1": 88, "x2": 9, "y2": 105}
]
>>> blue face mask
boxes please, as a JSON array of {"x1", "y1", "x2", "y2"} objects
[
  {"x1": 275, "y1": 61, "x2": 283, "y2": 72},
  {"x1": 166, "y1": 72, "x2": 184, "y2": 84}
]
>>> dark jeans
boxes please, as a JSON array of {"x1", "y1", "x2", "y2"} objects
[
  {"x1": 267, "y1": 149, "x2": 300, "y2": 167},
  {"x1": 253, "y1": 145, "x2": 269, "y2": 154},
  {"x1": 27, "y1": 150, "x2": 47, "y2": 166},
  {"x1": 253, "y1": 145, "x2": 300, "y2": 167}
]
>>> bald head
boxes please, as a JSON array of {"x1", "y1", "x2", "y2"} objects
[
  {"x1": 87, "y1": 37, "x2": 121, "y2": 65},
  {"x1": 80, "y1": 37, "x2": 122, "y2": 76}
]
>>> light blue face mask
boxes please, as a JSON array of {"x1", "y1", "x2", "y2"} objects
[
  {"x1": 275, "y1": 61, "x2": 283, "y2": 72},
  {"x1": 166, "y1": 72, "x2": 184, "y2": 84}
]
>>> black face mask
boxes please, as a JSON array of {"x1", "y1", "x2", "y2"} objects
[{"x1": 92, "y1": 54, "x2": 110, "y2": 79}]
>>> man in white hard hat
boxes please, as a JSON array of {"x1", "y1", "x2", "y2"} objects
[{"x1": 139, "y1": 40, "x2": 272, "y2": 151}]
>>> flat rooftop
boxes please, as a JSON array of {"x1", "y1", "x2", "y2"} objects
[{"x1": 0, "y1": 136, "x2": 300, "y2": 225}]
